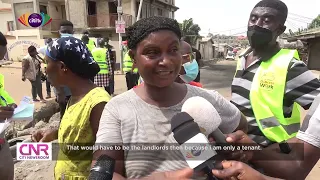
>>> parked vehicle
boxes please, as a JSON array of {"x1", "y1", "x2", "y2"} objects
[{"x1": 226, "y1": 51, "x2": 235, "y2": 60}]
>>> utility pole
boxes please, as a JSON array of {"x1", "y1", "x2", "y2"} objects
[
  {"x1": 136, "y1": 0, "x2": 144, "y2": 22},
  {"x1": 117, "y1": 0, "x2": 123, "y2": 74}
]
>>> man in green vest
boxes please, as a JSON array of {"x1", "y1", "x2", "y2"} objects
[
  {"x1": 83, "y1": 30, "x2": 96, "y2": 47},
  {"x1": 81, "y1": 35, "x2": 95, "y2": 53},
  {"x1": 231, "y1": 0, "x2": 320, "y2": 148},
  {"x1": 103, "y1": 37, "x2": 116, "y2": 96},
  {"x1": 91, "y1": 38, "x2": 113, "y2": 94},
  {"x1": 0, "y1": 31, "x2": 15, "y2": 180},
  {"x1": 122, "y1": 41, "x2": 139, "y2": 90}
]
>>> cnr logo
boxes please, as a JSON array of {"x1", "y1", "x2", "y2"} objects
[
  {"x1": 29, "y1": 18, "x2": 42, "y2": 24},
  {"x1": 17, "y1": 143, "x2": 52, "y2": 161}
]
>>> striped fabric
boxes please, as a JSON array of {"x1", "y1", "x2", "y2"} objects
[
  {"x1": 231, "y1": 50, "x2": 320, "y2": 146},
  {"x1": 95, "y1": 85, "x2": 241, "y2": 179}
]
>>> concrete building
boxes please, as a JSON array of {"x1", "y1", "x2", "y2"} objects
[
  {"x1": 0, "y1": 0, "x2": 178, "y2": 68},
  {"x1": 287, "y1": 29, "x2": 320, "y2": 70},
  {"x1": 68, "y1": 0, "x2": 178, "y2": 70},
  {"x1": 0, "y1": 1, "x2": 13, "y2": 35},
  {"x1": 0, "y1": 0, "x2": 66, "y2": 39}
]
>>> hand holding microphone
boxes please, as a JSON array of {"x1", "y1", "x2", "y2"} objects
[{"x1": 212, "y1": 161, "x2": 270, "y2": 180}]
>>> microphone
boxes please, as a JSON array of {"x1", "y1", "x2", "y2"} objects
[
  {"x1": 171, "y1": 111, "x2": 223, "y2": 180},
  {"x1": 181, "y1": 96, "x2": 227, "y2": 144},
  {"x1": 88, "y1": 154, "x2": 115, "y2": 180}
]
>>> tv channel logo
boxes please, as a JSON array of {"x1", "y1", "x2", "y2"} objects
[
  {"x1": 17, "y1": 143, "x2": 52, "y2": 161},
  {"x1": 18, "y1": 12, "x2": 52, "y2": 28}
]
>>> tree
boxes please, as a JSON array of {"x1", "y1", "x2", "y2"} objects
[
  {"x1": 179, "y1": 18, "x2": 201, "y2": 45},
  {"x1": 308, "y1": 14, "x2": 320, "y2": 29}
]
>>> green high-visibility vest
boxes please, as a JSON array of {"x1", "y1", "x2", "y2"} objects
[
  {"x1": 86, "y1": 44, "x2": 95, "y2": 53},
  {"x1": 0, "y1": 74, "x2": 15, "y2": 106},
  {"x1": 123, "y1": 52, "x2": 138, "y2": 73},
  {"x1": 89, "y1": 39, "x2": 95, "y2": 46},
  {"x1": 236, "y1": 49, "x2": 301, "y2": 143},
  {"x1": 92, "y1": 48, "x2": 109, "y2": 74}
]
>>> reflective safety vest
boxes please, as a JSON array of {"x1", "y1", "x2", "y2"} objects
[
  {"x1": 123, "y1": 52, "x2": 138, "y2": 73},
  {"x1": 88, "y1": 39, "x2": 95, "y2": 46},
  {"x1": 236, "y1": 49, "x2": 301, "y2": 143},
  {"x1": 0, "y1": 74, "x2": 15, "y2": 106},
  {"x1": 91, "y1": 48, "x2": 109, "y2": 74},
  {"x1": 86, "y1": 44, "x2": 95, "y2": 53}
]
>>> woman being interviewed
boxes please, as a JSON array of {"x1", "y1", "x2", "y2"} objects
[
  {"x1": 93, "y1": 16, "x2": 247, "y2": 179},
  {"x1": 31, "y1": 36, "x2": 111, "y2": 179}
]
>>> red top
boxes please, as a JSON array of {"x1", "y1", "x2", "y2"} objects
[{"x1": 134, "y1": 81, "x2": 203, "y2": 88}]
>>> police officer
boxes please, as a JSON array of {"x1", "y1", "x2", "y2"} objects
[{"x1": 0, "y1": 31, "x2": 15, "y2": 180}]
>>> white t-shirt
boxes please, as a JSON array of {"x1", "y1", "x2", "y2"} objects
[
  {"x1": 297, "y1": 94, "x2": 320, "y2": 148},
  {"x1": 95, "y1": 84, "x2": 241, "y2": 179}
]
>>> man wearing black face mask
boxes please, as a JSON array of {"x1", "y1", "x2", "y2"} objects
[{"x1": 231, "y1": 0, "x2": 320, "y2": 149}]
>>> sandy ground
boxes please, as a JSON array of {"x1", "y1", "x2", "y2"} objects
[{"x1": 1, "y1": 61, "x2": 319, "y2": 179}]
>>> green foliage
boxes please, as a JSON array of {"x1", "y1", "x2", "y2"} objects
[
  {"x1": 179, "y1": 18, "x2": 201, "y2": 45},
  {"x1": 308, "y1": 14, "x2": 320, "y2": 29}
]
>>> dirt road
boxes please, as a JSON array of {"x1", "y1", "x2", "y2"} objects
[{"x1": 1, "y1": 61, "x2": 319, "y2": 179}]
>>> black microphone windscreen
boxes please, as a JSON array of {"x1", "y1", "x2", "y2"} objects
[
  {"x1": 171, "y1": 112, "x2": 194, "y2": 132},
  {"x1": 171, "y1": 112, "x2": 201, "y2": 144},
  {"x1": 88, "y1": 154, "x2": 115, "y2": 180}
]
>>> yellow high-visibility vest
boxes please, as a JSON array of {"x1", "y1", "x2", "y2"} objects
[
  {"x1": 88, "y1": 39, "x2": 95, "y2": 46},
  {"x1": 0, "y1": 74, "x2": 15, "y2": 106},
  {"x1": 123, "y1": 52, "x2": 138, "y2": 73},
  {"x1": 91, "y1": 48, "x2": 109, "y2": 74},
  {"x1": 235, "y1": 49, "x2": 301, "y2": 143},
  {"x1": 86, "y1": 44, "x2": 95, "y2": 53}
]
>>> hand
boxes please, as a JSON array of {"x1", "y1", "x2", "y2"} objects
[
  {"x1": 31, "y1": 129, "x2": 57, "y2": 142},
  {"x1": 212, "y1": 161, "x2": 268, "y2": 180},
  {"x1": 142, "y1": 168, "x2": 194, "y2": 180},
  {"x1": 0, "y1": 106, "x2": 14, "y2": 121},
  {"x1": 22, "y1": 76, "x2": 26, "y2": 81},
  {"x1": 225, "y1": 130, "x2": 259, "y2": 162}
]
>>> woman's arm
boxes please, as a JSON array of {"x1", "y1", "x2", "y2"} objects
[
  {"x1": 89, "y1": 102, "x2": 107, "y2": 137},
  {"x1": 91, "y1": 102, "x2": 126, "y2": 178}
]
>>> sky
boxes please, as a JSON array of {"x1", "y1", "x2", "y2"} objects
[{"x1": 175, "y1": 0, "x2": 320, "y2": 36}]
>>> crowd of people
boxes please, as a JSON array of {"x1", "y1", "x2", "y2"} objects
[{"x1": 1, "y1": 0, "x2": 320, "y2": 179}]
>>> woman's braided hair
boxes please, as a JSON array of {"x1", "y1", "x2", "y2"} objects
[{"x1": 127, "y1": 16, "x2": 182, "y2": 50}]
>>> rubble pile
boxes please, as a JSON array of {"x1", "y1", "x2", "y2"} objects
[{"x1": 8, "y1": 100, "x2": 61, "y2": 180}]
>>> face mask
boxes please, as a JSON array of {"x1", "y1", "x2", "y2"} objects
[
  {"x1": 247, "y1": 25, "x2": 273, "y2": 49},
  {"x1": 179, "y1": 59, "x2": 199, "y2": 83},
  {"x1": 60, "y1": 33, "x2": 73, "y2": 38}
]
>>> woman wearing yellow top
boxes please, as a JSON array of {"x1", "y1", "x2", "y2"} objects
[{"x1": 31, "y1": 36, "x2": 111, "y2": 180}]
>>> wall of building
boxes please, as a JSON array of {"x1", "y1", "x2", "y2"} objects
[
  {"x1": 0, "y1": 10, "x2": 14, "y2": 34},
  {"x1": 308, "y1": 38, "x2": 320, "y2": 70},
  {"x1": 14, "y1": 1, "x2": 34, "y2": 30},
  {"x1": 6, "y1": 38, "x2": 45, "y2": 61},
  {"x1": 66, "y1": 0, "x2": 87, "y2": 29},
  {"x1": 48, "y1": 1, "x2": 64, "y2": 20}
]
